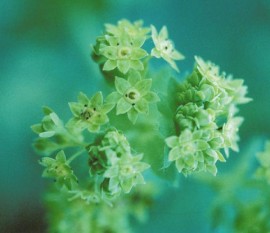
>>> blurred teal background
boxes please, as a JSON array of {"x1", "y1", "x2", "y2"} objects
[{"x1": 1, "y1": 0, "x2": 270, "y2": 232}]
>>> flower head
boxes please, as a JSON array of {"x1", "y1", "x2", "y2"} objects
[
  {"x1": 99, "y1": 34, "x2": 148, "y2": 74},
  {"x1": 88, "y1": 129, "x2": 150, "y2": 196},
  {"x1": 68, "y1": 92, "x2": 114, "y2": 132},
  {"x1": 40, "y1": 150, "x2": 78, "y2": 189},
  {"x1": 151, "y1": 25, "x2": 184, "y2": 72},
  {"x1": 105, "y1": 19, "x2": 150, "y2": 38},
  {"x1": 106, "y1": 71, "x2": 159, "y2": 123},
  {"x1": 31, "y1": 106, "x2": 63, "y2": 138}
]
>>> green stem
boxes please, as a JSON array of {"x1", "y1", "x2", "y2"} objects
[{"x1": 67, "y1": 149, "x2": 86, "y2": 164}]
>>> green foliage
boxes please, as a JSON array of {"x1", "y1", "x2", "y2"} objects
[{"x1": 31, "y1": 18, "x2": 251, "y2": 232}]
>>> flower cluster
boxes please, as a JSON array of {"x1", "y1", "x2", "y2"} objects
[
  {"x1": 88, "y1": 129, "x2": 150, "y2": 197},
  {"x1": 256, "y1": 140, "x2": 270, "y2": 184},
  {"x1": 39, "y1": 150, "x2": 78, "y2": 190},
  {"x1": 166, "y1": 56, "x2": 251, "y2": 176},
  {"x1": 92, "y1": 19, "x2": 184, "y2": 75},
  {"x1": 93, "y1": 19, "x2": 150, "y2": 74}
]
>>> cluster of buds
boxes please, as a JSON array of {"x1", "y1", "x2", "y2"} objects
[
  {"x1": 166, "y1": 56, "x2": 251, "y2": 176},
  {"x1": 88, "y1": 129, "x2": 150, "y2": 197}
]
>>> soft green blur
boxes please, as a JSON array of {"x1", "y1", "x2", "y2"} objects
[{"x1": 1, "y1": 0, "x2": 270, "y2": 232}]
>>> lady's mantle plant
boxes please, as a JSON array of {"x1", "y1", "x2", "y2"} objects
[{"x1": 31, "y1": 19, "x2": 250, "y2": 232}]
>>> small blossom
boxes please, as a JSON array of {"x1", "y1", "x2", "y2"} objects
[
  {"x1": 88, "y1": 129, "x2": 150, "y2": 196},
  {"x1": 68, "y1": 92, "x2": 114, "y2": 132},
  {"x1": 106, "y1": 71, "x2": 159, "y2": 124},
  {"x1": 105, "y1": 19, "x2": 150, "y2": 38},
  {"x1": 151, "y1": 25, "x2": 184, "y2": 72},
  {"x1": 166, "y1": 129, "x2": 226, "y2": 176},
  {"x1": 31, "y1": 106, "x2": 63, "y2": 138},
  {"x1": 40, "y1": 150, "x2": 78, "y2": 189},
  {"x1": 100, "y1": 34, "x2": 148, "y2": 74}
]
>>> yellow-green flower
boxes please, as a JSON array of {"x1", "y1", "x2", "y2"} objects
[
  {"x1": 106, "y1": 71, "x2": 159, "y2": 123},
  {"x1": 100, "y1": 35, "x2": 148, "y2": 74},
  {"x1": 151, "y1": 25, "x2": 184, "y2": 72},
  {"x1": 68, "y1": 92, "x2": 114, "y2": 132}
]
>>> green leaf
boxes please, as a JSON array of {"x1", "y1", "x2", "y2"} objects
[
  {"x1": 144, "y1": 91, "x2": 160, "y2": 102},
  {"x1": 103, "y1": 59, "x2": 117, "y2": 71},
  {"x1": 127, "y1": 108, "x2": 138, "y2": 124},
  {"x1": 115, "y1": 77, "x2": 131, "y2": 95},
  {"x1": 134, "y1": 99, "x2": 149, "y2": 114},
  {"x1": 116, "y1": 98, "x2": 132, "y2": 115},
  {"x1": 135, "y1": 79, "x2": 152, "y2": 95},
  {"x1": 117, "y1": 60, "x2": 131, "y2": 74},
  {"x1": 40, "y1": 157, "x2": 55, "y2": 166}
]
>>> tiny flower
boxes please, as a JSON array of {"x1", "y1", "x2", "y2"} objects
[
  {"x1": 106, "y1": 71, "x2": 159, "y2": 124},
  {"x1": 222, "y1": 116, "x2": 244, "y2": 157},
  {"x1": 103, "y1": 153, "x2": 150, "y2": 195},
  {"x1": 31, "y1": 106, "x2": 63, "y2": 138},
  {"x1": 68, "y1": 92, "x2": 114, "y2": 132},
  {"x1": 105, "y1": 19, "x2": 150, "y2": 38},
  {"x1": 88, "y1": 129, "x2": 150, "y2": 196},
  {"x1": 166, "y1": 129, "x2": 225, "y2": 176},
  {"x1": 151, "y1": 25, "x2": 184, "y2": 72},
  {"x1": 100, "y1": 34, "x2": 148, "y2": 74},
  {"x1": 40, "y1": 150, "x2": 78, "y2": 189}
]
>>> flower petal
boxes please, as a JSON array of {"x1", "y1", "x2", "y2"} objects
[
  {"x1": 115, "y1": 77, "x2": 131, "y2": 95},
  {"x1": 116, "y1": 98, "x2": 132, "y2": 115}
]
